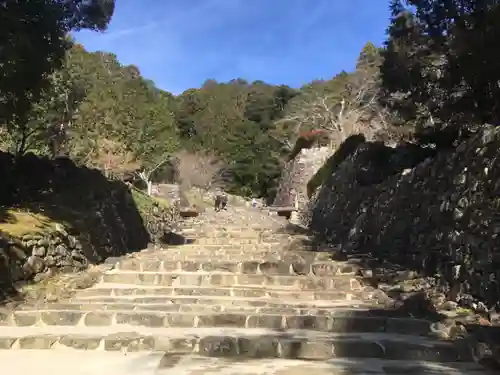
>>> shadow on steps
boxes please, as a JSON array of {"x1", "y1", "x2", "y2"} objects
[{"x1": 273, "y1": 223, "x2": 500, "y2": 372}]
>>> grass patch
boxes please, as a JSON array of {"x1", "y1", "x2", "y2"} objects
[
  {"x1": 456, "y1": 307, "x2": 474, "y2": 316},
  {"x1": 130, "y1": 187, "x2": 171, "y2": 215},
  {"x1": 0, "y1": 209, "x2": 58, "y2": 238}
]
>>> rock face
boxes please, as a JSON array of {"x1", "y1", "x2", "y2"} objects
[{"x1": 304, "y1": 126, "x2": 500, "y2": 308}]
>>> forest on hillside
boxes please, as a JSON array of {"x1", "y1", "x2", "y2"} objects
[{"x1": 1, "y1": 0, "x2": 499, "y2": 201}]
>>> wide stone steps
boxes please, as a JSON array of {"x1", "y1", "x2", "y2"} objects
[
  {"x1": 143, "y1": 243, "x2": 335, "y2": 253},
  {"x1": 98, "y1": 271, "x2": 361, "y2": 291},
  {"x1": 186, "y1": 238, "x2": 286, "y2": 245},
  {"x1": 0, "y1": 208, "x2": 492, "y2": 374},
  {"x1": 12, "y1": 301, "x2": 379, "y2": 314},
  {"x1": 0, "y1": 326, "x2": 473, "y2": 363},
  {"x1": 123, "y1": 248, "x2": 342, "y2": 264},
  {"x1": 0, "y1": 351, "x2": 487, "y2": 375},
  {"x1": 114, "y1": 258, "x2": 354, "y2": 275},
  {"x1": 74, "y1": 287, "x2": 366, "y2": 303},
  {"x1": 4, "y1": 309, "x2": 436, "y2": 336},
  {"x1": 68, "y1": 295, "x2": 374, "y2": 310}
]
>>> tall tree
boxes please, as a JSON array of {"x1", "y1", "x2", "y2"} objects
[
  {"x1": 381, "y1": 0, "x2": 500, "y2": 138},
  {"x1": 0, "y1": 0, "x2": 115, "y2": 151}
]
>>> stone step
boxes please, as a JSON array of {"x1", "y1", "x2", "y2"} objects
[
  {"x1": 15, "y1": 301, "x2": 378, "y2": 315},
  {"x1": 128, "y1": 249, "x2": 341, "y2": 262},
  {"x1": 75, "y1": 285, "x2": 369, "y2": 300},
  {"x1": 191, "y1": 238, "x2": 286, "y2": 245},
  {"x1": 163, "y1": 241, "x2": 338, "y2": 254},
  {"x1": 0, "y1": 326, "x2": 472, "y2": 362},
  {"x1": 161, "y1": 244, "x2": 285, "y2": 251},
  {"x1": 185, "y1": 234, "x2": 281, "y2": 241},
  {"x1": 184, "y1": 229, "x2": 277, "y2": 236},
  {"x1": 69, "y1": 295, "x2": 373, "y2": 309},
  {"x1": 114, "y1": 258, "x2": 357, "y2": 276},
  {"x1": 98, "y1": 271, "x2": 363, "y2": 290},
  {"x1": 0, "y1": 352, "x2": 489, "y2": 375},
  {"x1": 4, "y1": 309, "x2": 436, "y2": 337}
]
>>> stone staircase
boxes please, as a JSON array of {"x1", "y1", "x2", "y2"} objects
[{"x1": 0, "y1": 207, "x2": 493, "y2": 374}]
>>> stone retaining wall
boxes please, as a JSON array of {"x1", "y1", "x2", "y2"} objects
[
  {"x1": 273, "y1": 147, "x2": 332, "y2": 209},
  {"x1": 0, "y1": 153, "x2": 180, "y2": 295},
  {"x1": 305, "y1": 126, "x2": 500, "y2": 307},
  {"x1": 0, "y1": 228, "x2": 86, "y2": 285}
]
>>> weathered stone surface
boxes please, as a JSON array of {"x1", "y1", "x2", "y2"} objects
[
  {"x1": 83, "y1": 312, "x2": 114, "y2": 326},
  {"x1": 41, "y1": 311, "x2": 83, "y2": 326},
  {"x1": 18, "y1": 335, "x2": 58, "y2": 349},
  {"x1": 246, "y1": 314, "x2": 283, "y2": 329},
  {"x1": 12, "y1": 312, "x2": 38, "y2": 326},
  {"x1": 196, "y1": 314, "x2": 247, "y2": 328},
  {"x1": 198, "y1": 336, "x2": 239, "y2": 357},
  {"x1": 115, "y1": 312, "x2": 165, "y2": 327},
  {"x1": 0, "y1": 338, "x2": 16, "y2": 349},
  {"x1": 303, "y1": 126, "x2": 500, "y2": 307},
  {"x1": 58, "y1": 335, "x2": 101, "y2": 350},
  {"x1": 103, "y1": 333, "x2": 140, "y2": 351}
]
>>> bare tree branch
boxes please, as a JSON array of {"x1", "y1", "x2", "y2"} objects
[
  {"x1": 136, "y1": 156, "x2": 172, "y2": 196},
  {"x1": 175, "y1": 151, "x2": 227, "y2": 192},
  {"x1": 276, "y1": 72, "x2": 386, "y2": 147}
]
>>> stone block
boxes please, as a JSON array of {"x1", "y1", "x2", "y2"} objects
[
  {"x1": 41, "y1": 311, "x2": 83, "y2": 326},
  {"x1": 198, "y1": 336, "x2": 239, "y2": 357},
  {"x1": 83, "y1": 312, "x2": 114, "y2": 326},
  {"x1": 285, "y1": 315, "x2": 332, "y2": 330},
  {"x1": 12, "y1": 312, "x2": 39, "y2": 326},
  {"x1": 237, "y1": 337, "x2": 279, "y2": 358},
  {"x1": 59, "y1": 335, "x2": 102, "y2": 350},
  {"x1": 115, "y1": 312, "x2": 165, "y2": 327},
  {"x1": 165, "y1": 314, "x2": 196, "y2": 327},
  {"x1": 246, "y1": 314, "x2": 283, "y2": 329},
  {"x1": 18, "y1": 335, "x2": 58, "y2": 349},
  {"x1": 196, "y1": 313, "x2": 247, "y2": 328}
]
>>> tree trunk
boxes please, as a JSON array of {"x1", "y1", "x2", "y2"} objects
[{"x1": 146, "y1": 180, "x2": 153, "y2": 196}]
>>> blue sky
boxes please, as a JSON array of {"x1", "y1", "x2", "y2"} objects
[{"x1": 74, "y1": 0, "x2": 390, "y2": 95}]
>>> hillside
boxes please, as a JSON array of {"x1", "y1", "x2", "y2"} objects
[{"x1": 1, "y1": 11, "x2": 392, "y2": 202}]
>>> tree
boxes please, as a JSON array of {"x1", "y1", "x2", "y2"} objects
[
  {"x1": 57, "y1": 45, "x2": 181, "y2": 172},
  {"x1": 173, "y1": 79, "x2": 295, "y2": 199},
  {"x1": 93, "y1": 138, "x2": 140, "y2": 179},
  {"x1": 136, "y1": 157, "x2": 172, "y2": 196},
  {"x1": 380, "y1": 0, "x2": 500, "y2": 140},
  {"x1": 276, "y1": 44, "x2": 386, "y2": 150},
  {"x1": 175, "y1": 150, "x2": 226, "y2": 192},
  {"x1": 0, "y1": 0, "x2": 115, "y2": 151}
]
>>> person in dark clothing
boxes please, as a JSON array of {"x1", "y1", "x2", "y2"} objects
[{"x1": 214, "y1": 192, "x2": 228, "y2": 211}]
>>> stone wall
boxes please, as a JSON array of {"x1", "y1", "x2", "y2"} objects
[
  {"x1": 305, "y1": 126, "x2": 500, "y2": 307},
  {"x1": 0, "y1": 227, "x2": 85, "y2": 288},
  {"x1": 273, "y1": 147, "x2": 332, "y2": 209},
  {"x1": 0, "y1": 152, "x2": 179, "y2": 294}
]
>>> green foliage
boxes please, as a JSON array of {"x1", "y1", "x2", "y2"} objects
[
  {"x1": 0, "y1": 0, "x2": 115, "y2": 135},
  {"x1": 7, "y1": 44, "x2": 179, "y2": 173},
  {"x1": 380, "y1": 0, "x2": 500, "y2": 140},
  {"x1": 174, "y1": 79, "x2": 297, "y2": 198},
  {"x1": 5, "y1": 1, "x2": 443, "y2": 202}
]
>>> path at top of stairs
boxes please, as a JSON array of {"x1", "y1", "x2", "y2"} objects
[{"x1": 0, "y1": 206, "x2": 493, "y2": 374}]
